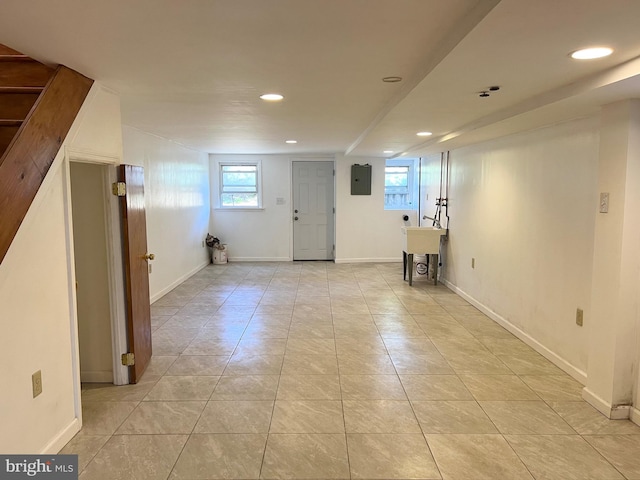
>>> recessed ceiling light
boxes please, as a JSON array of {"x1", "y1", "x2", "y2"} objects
[
  {"x1": 383, "y1": 150, "x2": 394, "y2": 154},
  {"x1": 570, "y1": 47, "x2": 613, "y2": 60},
  {"x1": 285, "y1": 140, "x2": 297, "y2": 144},
  {"x1": 260, "y1": 93, "x2": 284, "y2": 101},
  {"x1": 416, "y1": 131, "x2": 433, "y2": 137},
  {"x1": 382, "y1": 76, "x2": 403, "y2": 83}
]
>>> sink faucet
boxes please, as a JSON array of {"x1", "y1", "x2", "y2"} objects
[{"x1": 422, "y1": 215, "x2": 441, "y2": 229}]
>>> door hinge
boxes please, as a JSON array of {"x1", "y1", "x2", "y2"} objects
[
  {"x1": 112, "y1": 182, "x2": 126, "y2": 197},
  {"x1": 121, "y1": 352, "x2": 135, "y2": 366},
  {"x1": 333, "y1": 207, "x2": 335, "y2": 214}
]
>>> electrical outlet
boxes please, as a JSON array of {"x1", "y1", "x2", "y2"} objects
[
  {"x1": 32, "y1": 370, "x2": 42, "y2": 398},
  {"x1": 471, "y1": 258, "x2": 475, "y2": 269},
  {"x1": 576, "y1": 308, "x2": 584, "y2": 326}
]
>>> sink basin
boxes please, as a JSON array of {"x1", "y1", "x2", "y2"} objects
[{"x1": 401, "y1": 227, "x2": 446, "y2": 254}]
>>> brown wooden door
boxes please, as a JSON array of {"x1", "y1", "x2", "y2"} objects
[{"x1": 118, "y1": 165, "x2": 152, "y2": 383}]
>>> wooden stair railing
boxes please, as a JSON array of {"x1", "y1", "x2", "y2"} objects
[{"x1": 0, "y1": 45, "x2": 93, "y2": 264}]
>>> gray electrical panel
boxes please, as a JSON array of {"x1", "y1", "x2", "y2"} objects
[{"x1": 351, "y1": 164, "x2": 371, "y2": 195}]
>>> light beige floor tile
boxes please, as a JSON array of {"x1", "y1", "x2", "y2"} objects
[
  {"x1": 343, "y1": 400, "x2": 421, "y2": 433},
  {"x1": 383, "y1": 337, "x2": 439, "y2": 355},
  {"x1": 145, "y1": 355, "x2": 178, "y2": 376},
  {"x1": 480, "y1": 400, "x2": 575, "y2": 434},
  {"x1": 335, "y1": 337, "x2": 388, "y2": 355},
  {"x1": 270, "y1": 400, "x2": 345, "y2": 433},
  {"x1": 254, "y1": 304, "x2": 294, "y2": 315},
  {"x1": 165, "y1": 355, "x2": 228, "y2": 376},
  {"x1": 390, "y1": 352, "x2": 454, "y2": 374},
  {"x1": 477, "y1": 337, "x2": 535, "y2": 355},
  {"x1": 520, "y1": 375, "x2": 584, "y2": 402},
  {"x1": 261, "y1": 433, "x2": 349, "y2": 479},
  {"x1": 194, "y1": 400, "x2": 273, "y2": 433},
  {"x1": 459, "y1": 374, "x2": 540, "y2": 401},
  {"x1": 277, "y1": 374, "x2": 341, "y2": 400},
  {"x1": 286, "y1": 337, "x2": 336, "y2": 355},
  {"x1": 584, "y1": 435, "x2": 640, "y2": 479},
  {"x1": 59, "y1": 434, "x2": 110, "y2": 473},
  {"x1": 170, "y1": 433, "x2": 266, "y2": 480},
  {"x1": 375, "y1": 323, "x2": 426, "y2": 339},
  {"x1": 82, "y1": 434, "x2": 188, "y2": 480},
  {"x1": 116, "y1": 401, "x2": 206, "y2": 434},
  {"x1": 399, "y1": 374, "x2": 473, "y2": 400},
  {"x1": 181, "y1": 337, "x2": 238, "y2": 356},
  {"x1": 497, "y1": 354, "x2": 564, "y2": 375},
  {"x1": 234, "y1": 338, "x2": 287, "y2": 356},
  {"x1": 242, "y1": 323, "x2": 290, "y2": 339},
  {"x1": 162, "y1": 315, "x2": 211, "y2": 329},
  {"x1": 144, "y1": 376, "x2": 218, "y2": 401},
  {"x1": 347, "y1": 433, "x2": 440, "y2": 479},
  {"x1": 442, "y1": 351, "x2": 512, "y2": 374},
  {"x1": 337, "y1": 354, "x2": 396, "y2": 374},
  {"x1": 211, "y1": 375, "x2": 279, "y2": 400},
  {"x1": 80, "y1": 402, "x2": 138, "y2": 435},
  {"x1": 281, "y1": 354, "x2": 338, "y2": 375},
  {"x1": 223, "y1": 354, "x2": 284, "y2": 375},
  {"x1": 505, "y1": 435, "x2": 623, "y2": 480},
  {"x1": 333, "y1": 323, "x2": 380, "y2": 338},
  {"x1": 412, "y1": 400, "x2": 498, "y2": 434},
  {"x1": 426, "y1": 434, "x2": 533, "y2": 480},
  {"x1": 81, "y1": 379, "x2": 158, "y2": 403},
  {"x1": 288, "y1": 323, "x2": 334, "y2": 339},
  {"x1": 549, "y1": 401, "x2": 640, "y2": 434},
  {"x1": 340, "y1": 374, "x2": 407, "y2": 400}
]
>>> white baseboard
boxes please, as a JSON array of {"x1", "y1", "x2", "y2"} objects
[
  {"x1": 335, "y1": 257, "x2": 400, "y2": 264},
  {"x1": 42, "y1": 417, "x2": 81, "y2": 454},
  {"x1": 227, "y1": 257, "x2": 292, "y2": 262},
  {"x1": 442, "y1": 279, "x2": 587, "y2": 385},
  {"x1": 582, "y1": 387, "x2": 631, "y2": 419},
  {"x1": 80, "y1": 370, "x2": 113, "y2": 383},
  {"x1": 630, "y1": 407, "x2": 640, "y2": 426},
  {"x1": 150, "y1": 261, "x2": 210, "y2": 303}
]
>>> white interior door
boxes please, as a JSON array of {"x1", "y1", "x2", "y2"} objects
[{"x1": 293, "y1": 161, "x2": 334, "y2": 260}]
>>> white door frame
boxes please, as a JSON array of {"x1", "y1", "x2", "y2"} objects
[
  {"x1": 290, "y1": 156, "x2": 336, "y2": 261},
  {"x1": 62, "y1": 148, "x2": 128, "y2": 424}
]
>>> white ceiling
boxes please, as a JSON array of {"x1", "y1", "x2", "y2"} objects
[{"x1": 1, "y1": 0, "x2": 640, "y2": 157}]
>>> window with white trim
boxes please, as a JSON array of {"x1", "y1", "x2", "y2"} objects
[
  {"x1": 219, "y1": 163, "x2": 262, "y2": 208},
  {"x1": 384, "y1": 158, "x2": 418, "y2": 210}
]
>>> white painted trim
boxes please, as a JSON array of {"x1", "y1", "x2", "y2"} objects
[
  {"x1": 335, "y1": 257, "x2": 400, "y2": 264},
  {"x1": 102, "y1": 166, "x2": 129, "y2": 386},
  {"x1": 41, "y1": 418, "x2": 81, "y2": 454},
  {"x1": 442, "y1": 278, "x2": 587, "y2": 384},
  {"x1": 60, "y1": 157, "x2": 83, "y2": 443},
  {"x1": 66, "y1": 146, "x2": 120, "y2": 165},
  {"x1": 80, "y1": 370, "x2": 114, "y2": 383},
  {"x1": 150, "y1": 261, "x2": 210, "y2": 304},
  {"x1": 630, "y1": 407, "x2": 640, "y2": 426},
  {"x1": 582, "y1": 387, "x2": 631, "y2": 419},
  {"x1": 221, "y1": 257, "x2": 292, "y2": 263}
]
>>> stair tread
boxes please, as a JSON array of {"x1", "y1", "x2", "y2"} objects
[
  {"x1": 0, "y1": 120, "x2": 24, "y2": 126},
  {"x1": 0, "y1": 86, "x2": 45, "y2": 93}
]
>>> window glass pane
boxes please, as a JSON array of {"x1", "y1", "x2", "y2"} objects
[
  {"x1": 221, "y1": 193, "x2": 258, "y2": 207},
  {"x1": 385, "y1": 166, "x2": 409, "y2": 188}
]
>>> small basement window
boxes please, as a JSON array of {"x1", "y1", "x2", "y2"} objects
[
  {"x1": 384, "y1": 159, "x2": 418, "y2": 210},
  {"x1": 219, "y1": 163, "x2": 261, "y2": 208}
]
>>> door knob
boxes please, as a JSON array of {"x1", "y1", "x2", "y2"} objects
[{"x1": 144, "y1": 253, "x2": 155, "y2": 261}]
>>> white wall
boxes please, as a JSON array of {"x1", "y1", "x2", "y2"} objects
[
  {"x1": 70, "y1": 163, "x2": 113, "y2": 383},
  {"x1": 335, "y1": 155, "x2": 418, "y2": 263},
  {"x1": 123, "y1": 127, "x2": 210, "y2": 302},
  {"x1": 440, "y1": 117, "x2": 599, "y2": 379},
  {"x1": 0, "y1": 84, "x2": 123, "y2": 453},
  {"x1": 209, "y1": 154, "x2": 308, "y2": 262}
]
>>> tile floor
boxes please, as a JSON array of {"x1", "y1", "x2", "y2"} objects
[{"x1": 62, "y1": 262, "x2": 640, "y2": 479}]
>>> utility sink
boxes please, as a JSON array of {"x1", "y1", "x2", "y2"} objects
[{"x1": 401, "y1": 227, "x2": 446, "y2": 254}]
